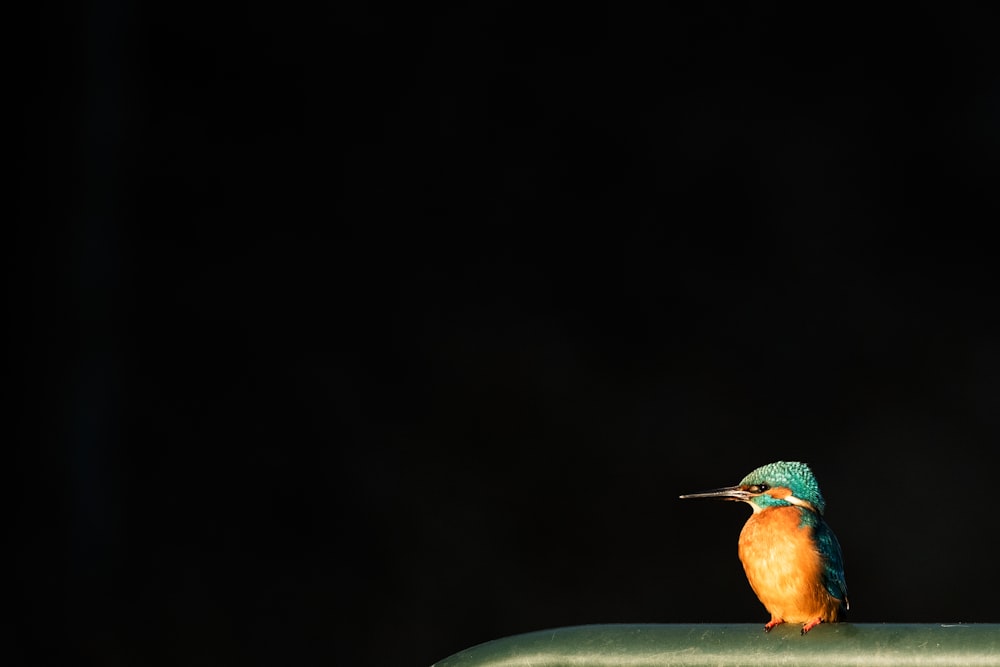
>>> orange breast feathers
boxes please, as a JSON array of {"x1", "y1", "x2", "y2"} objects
[{"x1": 737, "y1": 506, "x2": 842, "y2": 625}]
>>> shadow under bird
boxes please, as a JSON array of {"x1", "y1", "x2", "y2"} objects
[{"x1": 680, "y1": 461, "x2": 849, "y2": 634}]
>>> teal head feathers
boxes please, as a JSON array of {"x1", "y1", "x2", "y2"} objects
[
  {"x1": 679, "y1": 460, "x2": 827, "y2": 514},
  {"x1": 739, "y1": 461, "x2": 826, "y2": 514}
]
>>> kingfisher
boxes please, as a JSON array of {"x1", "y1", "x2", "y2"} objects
[{"x1": 679, "y1": 461, "x2": 849, "y2": 634}]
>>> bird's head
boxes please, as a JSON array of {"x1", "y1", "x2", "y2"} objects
[{"x1": 680, "y1": 460, "x2": 827, "y2": 515}]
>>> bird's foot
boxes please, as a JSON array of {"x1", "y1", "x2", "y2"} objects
[
  {"x1": 764, "y1": 619, "x2": 784, "y2": 633},
  {"x1": 801, "y1": 618, "x2": 824, "y2": 635}
]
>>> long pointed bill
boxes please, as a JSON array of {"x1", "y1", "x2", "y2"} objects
[{"x1": 678, "y1": 485, "x2": 752, "y2": 502}]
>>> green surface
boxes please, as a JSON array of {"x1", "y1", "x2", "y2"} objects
[{"x1": 432, "y1": 623, "x2": 1000, "y2": 666}]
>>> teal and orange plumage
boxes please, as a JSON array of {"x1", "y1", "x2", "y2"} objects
[{"x1": 680, "y1": 461, "x2": 849, "y2": 634}]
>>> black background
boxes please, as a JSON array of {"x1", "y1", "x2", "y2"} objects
[{"x1": 17, "y1": 3, "x2": 1000, "y2": 666}]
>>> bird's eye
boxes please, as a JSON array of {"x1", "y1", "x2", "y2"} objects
[{"x1": 749, "y1": 484, "x2": 770, "y2": 493}]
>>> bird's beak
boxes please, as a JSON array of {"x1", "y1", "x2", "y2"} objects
[{"x1": 679, "y1": 485, "x2": 752, "y2": 502}]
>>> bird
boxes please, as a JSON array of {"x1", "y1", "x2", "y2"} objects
[{"x1": 679, "y1": 461, "x2": 849, "y2": 634}]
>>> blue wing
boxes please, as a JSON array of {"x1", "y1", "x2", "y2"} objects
[{"x1": 813, "y1": 515, "x2": 850, "y2": 610}]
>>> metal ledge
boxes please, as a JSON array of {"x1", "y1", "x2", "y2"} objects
[{"x1": 432, "y1": 623, "x2": 1000, "y2": 666}]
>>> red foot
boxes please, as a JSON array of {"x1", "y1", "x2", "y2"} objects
[
  {"x1": 801, "y1": 618, "x2": 824, "y2": 635},
  {"x1": 764, "y1": 619, "x2": 784, "y2": 633}
]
